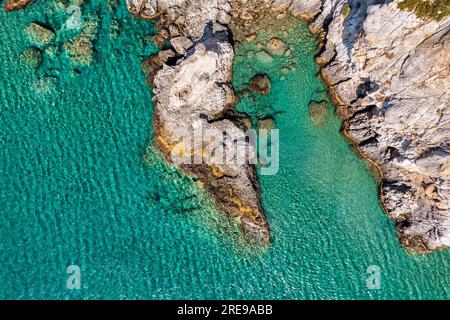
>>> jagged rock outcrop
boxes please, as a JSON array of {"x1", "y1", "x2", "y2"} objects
[
  {"x1": 127, "y1": 0, "x2": 232, "y2": 50},
  {"x1": 129, "y1": 0, "x2": 449, "y2": 252}
]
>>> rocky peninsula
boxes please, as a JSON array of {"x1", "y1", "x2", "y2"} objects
[{"x1": 126, "y1": 0, "x2": 449, "y2": 253}]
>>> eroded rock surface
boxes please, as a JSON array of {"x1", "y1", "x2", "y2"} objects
[{"x1": 128, "y1": 0, "x2": 449, "y2": 252}]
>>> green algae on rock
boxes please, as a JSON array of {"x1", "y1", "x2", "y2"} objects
[{"x1": 398, "y1": 0, "x2": 450, "y2": 21}]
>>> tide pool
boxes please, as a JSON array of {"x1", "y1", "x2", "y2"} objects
[{"x1": 0, "y1": 1, "x2": 448, "y2": 299}]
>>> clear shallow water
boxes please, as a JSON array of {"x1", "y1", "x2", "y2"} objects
[{"x1": 0, "y1": 2, "x2": 448, "y2": 300}]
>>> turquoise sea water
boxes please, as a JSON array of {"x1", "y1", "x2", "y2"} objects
[{"x1": 0, "y1": 1, "x2": 448, "y2": 299}]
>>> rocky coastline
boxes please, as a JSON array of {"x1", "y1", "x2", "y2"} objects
[
  {"x1": 126, "y1": 0, "x2": 449, "y2": 253},
  {"x1": 5, "y1": 0, "x2": 448, "y2": 252}
]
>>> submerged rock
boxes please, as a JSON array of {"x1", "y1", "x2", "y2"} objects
[
  {"x1": 257, "y1": 117, "x2": 276, "y2": 134},
  {"x1": 20, "y1": 47, "x2": 42, "y2": 70},
  {"x1": 25, "y1": 23, "x2": 55, "y2": 48},
  {"x1": 109, "y1": 19, "x2": 120, "y2": 38},
  {"x1": 126, "y1": 0, "x2": 450, "y2": 253},
  {"x1": 82, "y1": 15, "x2": 99, "y2": 40},
  {"x1": 250, "y1": 74, "x2": 271, "y2": 95},
  {"x1": 44, "y1": 45, "x2": 59, "y2": 59},
  {"x1": 33, "y1": 77, "x2": 56, "y2": 94},
  {"x1": 63, "y1": 15, "x2": 99, "y2": 66},
  {"x1": 64, "y1": 35, "x2": 94, "y2": 66},
  {"x1": 256, "y1": 50, "x2": 273, "y2": 64},
  {"x1": 308, "y1": 101, "x2": 328, "y2": 126},
  {"x1": 267, "y1": 37, "x2": 288, "y2": 55}
]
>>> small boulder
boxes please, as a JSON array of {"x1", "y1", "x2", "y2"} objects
[
  {"x1": 170, "y1": 36, "x2": 193, "y2": 55},
  {"x1": 4, "y1": 0, "x2": 34, "y2": 11},
  {"x1": 250, "y1": 74, "x2": 271, "y2": 95},
  {"x1": 142, "y1": 54, "x2": 164, "y2": 84},
  {"x1": 21, "y1": 47, "x2": 42, "y2": 70},
  {"x1": 25, "y1": 22, "x2": 55, "y2": 48},
  {"x1": 257, "y1": 117, "x2": 276, "y2": 135},
  {"x1": 64, "y1": 35, "x2": 94, "y2": 66}
]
